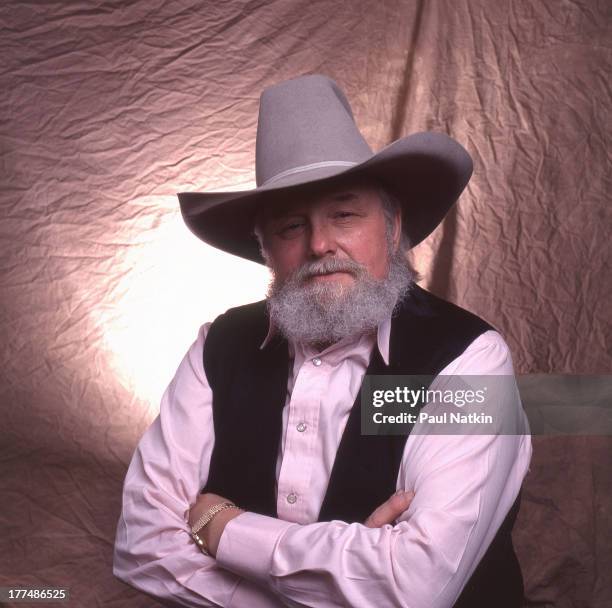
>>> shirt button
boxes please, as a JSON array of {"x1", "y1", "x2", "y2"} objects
[
  {"x1": 296, "y1": 422, "x2": 307, "y2": 432},
  {"x1": 286, "y1": 493, "x2": 298, "y2": 504},
  {"x1": 312, "y1": 357, "x2": 322, "y2": 366}
]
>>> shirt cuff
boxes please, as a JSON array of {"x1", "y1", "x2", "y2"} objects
[{"x1": 216, "y1": 511, "x2": 294, "y2": 583}]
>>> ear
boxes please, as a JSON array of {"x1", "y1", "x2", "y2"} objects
[
  {"x1": 392, "y1": 207, "x2": 402, "y2": 251},
  {"x1": 253, "y1": 227, "x2": 273, "y2": 267}
]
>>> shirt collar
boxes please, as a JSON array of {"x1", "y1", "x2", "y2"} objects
[{"x1": 259, "y1": 315, "x2": 391, "y2": 366}]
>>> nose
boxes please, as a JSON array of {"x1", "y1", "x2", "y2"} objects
[{"x1": 308, "y1": 220, "x2": 337, "y2": 258}]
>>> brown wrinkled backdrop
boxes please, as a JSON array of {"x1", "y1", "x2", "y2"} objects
[{"x1": 1, "y1": 1, "x2": 610, "y2": 607}]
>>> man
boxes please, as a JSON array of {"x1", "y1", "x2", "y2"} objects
[{"x1": 114, "y1": 74, "x2": 531, "y2": 607}]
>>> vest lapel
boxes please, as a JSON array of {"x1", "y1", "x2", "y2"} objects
[
  {"x1": 204, "y1": 330, "x2": 289, "y2": 517},
  {"x1": 317, "y1": 347, "x2": 410, "y2": 522}
]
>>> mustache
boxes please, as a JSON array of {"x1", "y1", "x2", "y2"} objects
[{"x1": 292, "y1": 257, "x2": 368, "y2": 283}]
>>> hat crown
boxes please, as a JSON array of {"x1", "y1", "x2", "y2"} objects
[{"x1": 255, "y1": 74, "x2": 373, "y2": 187}]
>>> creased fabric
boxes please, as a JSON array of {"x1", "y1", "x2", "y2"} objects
[{"x1": 1, "y1": 1, "x2": 610, "y2": 606}]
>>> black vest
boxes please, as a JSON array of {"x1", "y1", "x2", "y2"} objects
[{"x1": 202, "y1": 284, "x2": 523, "y2": 607}]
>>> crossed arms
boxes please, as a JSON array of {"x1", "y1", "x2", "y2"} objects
[{"x1": 113, "y1": 324, "x2": 531, "y2": 607}]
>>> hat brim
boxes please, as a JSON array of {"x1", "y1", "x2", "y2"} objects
[{"x1": 177, "y1": 131, "x2": 473, "y2": 264}]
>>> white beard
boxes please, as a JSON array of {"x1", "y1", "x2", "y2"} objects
[{"x1": 267, "y1": 249, "x2": 414, "y2": 348}]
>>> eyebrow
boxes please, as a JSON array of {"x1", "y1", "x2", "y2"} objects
[
  {"x1": 258, "y1": 189, "x2": 364, "y2": 223},
  {"x1": 263, "y1": 208, "x2": 302, "y2": 222},
  {"x1": 330, "y1": 191, "x2": 359, "y2": 202}
]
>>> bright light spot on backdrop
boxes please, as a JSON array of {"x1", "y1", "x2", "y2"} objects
[{"x1": 94, "y1": 197, "x2": 269, "y2": 413}]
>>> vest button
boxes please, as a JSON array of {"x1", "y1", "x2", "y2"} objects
[
  {"x1": 286, "y1": 493, "x2": 298, "y2": 504},
  {"x1": 312, "y1": 357, "x2": 322, "y2": 366},
  {"x1": 296, "y1": 422, "x2": 307, "y2": 432}
]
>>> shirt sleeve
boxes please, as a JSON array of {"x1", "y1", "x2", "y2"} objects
[
  {"x1": 216, "y1": 330, "x2": 532, "y2": 608},
  {"x1": 113, "y1": 323, "x2": 287, "y2": 608}
]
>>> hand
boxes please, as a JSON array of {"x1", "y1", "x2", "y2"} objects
[
  {"x1": 364, "y1": 489, "x2": 414, "y2": 528},
  {"x1": 188, "y1": 493, "x2": 244, "y2": 558}
]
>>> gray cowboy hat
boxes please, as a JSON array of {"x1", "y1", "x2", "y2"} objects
[{"x1": 178, "y1": 74, "x2": 472, "y2": 264}]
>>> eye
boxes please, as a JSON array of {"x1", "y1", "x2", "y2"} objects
[
  {"x1": 333, "y1": 210, "x2": 359, "y2": 221},
  {"x1": 277, "y1": 221, "x2": 305, "y2": 237}
]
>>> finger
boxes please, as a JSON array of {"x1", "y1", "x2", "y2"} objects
[
  {"x1": 364, "y1": 490, "x2": 414, "y2": 528},
  {"x1": 366, "y1": 490, "x2": 414, "y2": 527}
]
